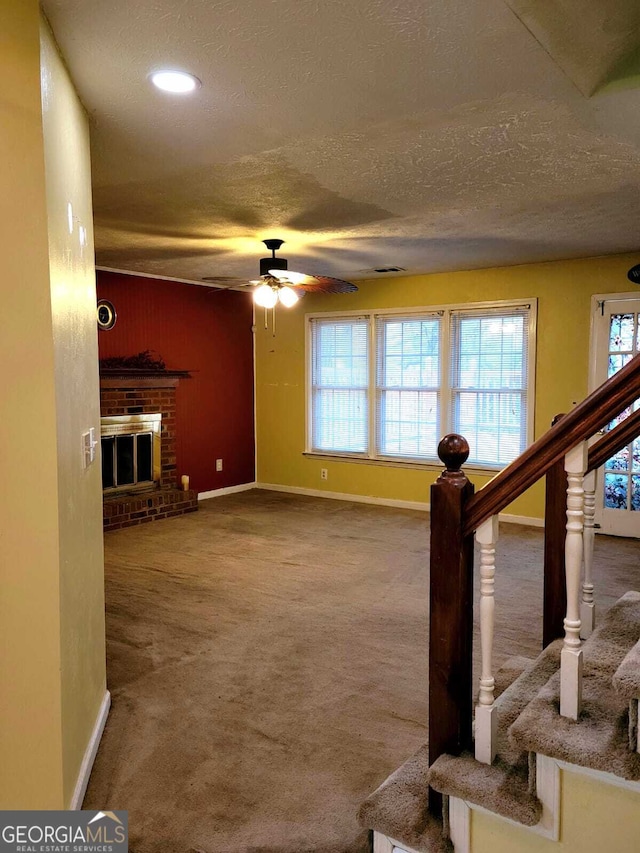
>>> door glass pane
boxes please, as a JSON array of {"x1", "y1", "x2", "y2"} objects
[
  {"x1": 608, "y1": 353, "x2": 633, "y2": 377},
  {"x1": 604, "y1": 473, "x2": 628, "y2": 509},
  {"x1": 606, "y1": 447, "x2": 628, "y2": 471},
  {"x1": 609, "y1": 313, "x2": 634, "y2": 351},
  {"x1": 604, "y1": 314, "x2": 640, "y2": 516}
]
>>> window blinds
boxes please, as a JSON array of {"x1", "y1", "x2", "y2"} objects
[
  {"x1": 450, "y1": 306, "x2": 530, "y2": 466},
  {"x1": 310, "y1": 317, "x2": 369, "y2": 454},
  {"x1": 308, "y1": 303, "x2": 533, "y2": 467},
  {"x1": 375, "y1": 315, "x2": 441, "y2": 458}
]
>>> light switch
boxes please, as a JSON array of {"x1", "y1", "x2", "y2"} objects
[{"x1": 82, "y1": 427, "x2": 98, "y2": 468}]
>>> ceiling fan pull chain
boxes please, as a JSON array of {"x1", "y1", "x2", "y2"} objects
[
  {"x1": 272, "y1": 305, "x2": 276, "y2": 337},
  {"x1": 264, "y1": 305, "x2": 268, "y2": 330}
]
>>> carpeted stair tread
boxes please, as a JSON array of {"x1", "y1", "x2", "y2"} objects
[
  {"x1": 357, "y1": 657, "x2": 538, "y2": 851},
  {"x1": 490, "y1": 654, "x2": 535, "y2": 702},
  {"x1": 613, "y1": 639, "x2": 640, "y2": 700},
  {"x1": 357, "y1": 744, "x2": 453, "y2": 853},
  {"x1": 428, "y1": 751, "x2": 541, "y2": 826},
  {"x1": 509, "y1": 591, "x2": 640, "y2": 781},
  {"x1": 427, "y1": 639, "x2": 561, "y2": 826},
  {"x1": 492, "y1": 640, "x2": 563, "y2": 764}
]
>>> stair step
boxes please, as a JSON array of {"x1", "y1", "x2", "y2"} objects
[
  {"x1": 428, "y1": 640, "x2": 562, "y2": 825},
  {"x1": 492, "y1": 640, "x2": 562, "y2": 765},
  {"x1": 357, "y1": 745, "x2": 452, "y2": 853},
  {"x1": 509, "y1": 591, "x2": 640, "y2": 781},
  {"x1": 429, "y1": 751, "x2": 540, "y2": 826},
  {"x1": 488, "y1": 654, "x2": 534, "y2": 703},
  {"x1": 613, "y1": 637, "x2": 640, "y2": 700}
]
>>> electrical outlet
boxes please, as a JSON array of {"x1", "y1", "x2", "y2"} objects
[
  {"x1": 216, "y1": 458, "x2": 223, "y2": 472},
  {"x1": 321, "y1": 468, "x2": 328, "y2": 481}
]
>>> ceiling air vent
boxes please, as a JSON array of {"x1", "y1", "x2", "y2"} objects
[{"x1": 358, "y1": 266, "x2": 407, "y2": 275}]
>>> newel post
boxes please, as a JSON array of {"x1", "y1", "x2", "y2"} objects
[
  {"x1": 428, "y1": 435, "x2": 475, "y2": 810},
  {"x1": 543, "y1": 414, "x2": 567, "y2": 647}
]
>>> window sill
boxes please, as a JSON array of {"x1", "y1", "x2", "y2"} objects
[{"x1": 302, "y1": 451, "x2": 502, "y2": 477}]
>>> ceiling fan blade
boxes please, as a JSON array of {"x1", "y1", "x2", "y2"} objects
[
  {"x1": 201, "y1": 276, "x2": 255, "y2": 291},
  {"x1": 268, "y1": 269, "x2": 358, "y2": 294}
]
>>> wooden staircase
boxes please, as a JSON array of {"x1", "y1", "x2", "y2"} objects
[{"x1": 358, "y1": 354, "x2": 640, "y2": 852}]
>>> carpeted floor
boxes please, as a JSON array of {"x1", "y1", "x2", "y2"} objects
[{"x1": 83, "y1": 489, "x2": 640, "y2": 852}]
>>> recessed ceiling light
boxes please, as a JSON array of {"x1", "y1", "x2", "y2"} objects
[{"x1": 149, "y1": 70, "x2": 201, "y2": 94}]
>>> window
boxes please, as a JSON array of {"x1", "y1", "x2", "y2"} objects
[
  {"x1": 450, "y1": 308, "x2": 530, "y2": 466},
  {"x1": 376, "y1": 315, "x2": 440, "y2": 459},
  {"x1": 308, "y1": 301, "x2": 535, "y2": 468},
  {"x1": 310, "y1": 318, "x2": 369, "y2": 453}
]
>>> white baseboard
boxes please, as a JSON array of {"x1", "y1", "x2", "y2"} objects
[
  {"x1": 256, "y1": 482, "x2": 430, "y2": 512},
  {"x1": 499, "y1": 513, "x2": 544, "y2": 528},
  {"x1": 198, "y1": 482, "x2": 257, "y2": 501},
  {"x1": 70, "y1": 689, "x2": 111, "y2": 810},
  {"x1": 255, "y1": 482, "x2": 543, "y2": 527}
]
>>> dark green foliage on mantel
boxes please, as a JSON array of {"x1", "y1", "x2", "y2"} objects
[{"x1": 99, "y1": 350, "x2": 166, "y2": 372}]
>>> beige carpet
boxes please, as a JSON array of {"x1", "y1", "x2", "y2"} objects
[{"x1": 84, "y1": 489, "x2": 640, "y2": 852}]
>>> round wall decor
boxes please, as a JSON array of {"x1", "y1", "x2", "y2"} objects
[{"x1": 97, "y1": 299, "x2": 117, "y2": 331}]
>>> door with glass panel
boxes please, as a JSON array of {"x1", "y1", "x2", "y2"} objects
[{"x1": 591, "y1": 296, "x2": 640, "y2": 537}]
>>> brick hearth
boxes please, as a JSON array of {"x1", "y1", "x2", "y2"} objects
[{"x1": 100, "y1": 372, "x2": 197, "y2": 531}]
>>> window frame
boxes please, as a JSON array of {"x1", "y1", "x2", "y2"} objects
[
  {"x1": 305, "y1": 299, "x2": 537, "y2": 472},
  {"x1": 308, "y1": 315, "x2": 371, "y2": 456}
]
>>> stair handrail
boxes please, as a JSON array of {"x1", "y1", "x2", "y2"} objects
[
  {"x1": 463, "y1": 353, "x2": 640, "y2": 536},
  {"x1": 428, "y1": 353, "x2": 640, "y2": 781},
  {"x1": 542, "y1": 406, "x2": 640, "y2": 645},
  {"x1": 587, "y1": 407, "x2": 640, "y2": 473}
]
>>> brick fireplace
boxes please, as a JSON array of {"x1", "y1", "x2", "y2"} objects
[{"x1": 100, "y1": 371, "x2": 198, "y2": 531}]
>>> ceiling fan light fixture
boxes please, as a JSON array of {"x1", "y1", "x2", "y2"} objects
[
  {"x1": 149, "y1": 70, "x2": 201, "y2": 94},
  {"x1": 278, "y1": 286, "x2": 299, "y2": 307},
  {"x1": 269, "y1": 269, "x2": 306, "y2": 285},
  {"x1": 253, "y1": 283, "x2": 278, "y2": 308}
]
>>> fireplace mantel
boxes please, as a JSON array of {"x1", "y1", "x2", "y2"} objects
[{"x1": 100, "y1": 370, "x2": 191, "y2": 389}]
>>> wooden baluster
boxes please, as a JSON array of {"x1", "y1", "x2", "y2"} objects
[
  {"x1": 560, "y1": 442, "x2": 587, "y2": 720},
  {"x1": 428, "y1": 435, "x2": 474, "y2": 814},
  {"x1": 475, "y1": 515, "x2": 499, "y2": 764},
  {"x1": 580, "y1": 468, "x2": 596, "y2": 639}
]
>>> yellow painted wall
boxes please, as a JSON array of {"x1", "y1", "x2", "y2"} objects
[
  {"x1": 0, "y1": 0, "x2": 106, "y2": 808},
  {"x1": 40, "y1": 20, "x2": 106, "y2": 807},
  {"x1": 472, "y1": 768, "x2": 640, "y2": 852},
  {"x1": 0, "y1": 0, "x2": 64, "y2": 809},
  {"x1": 256, "y1": 253, "x2": 640, "y2": 519}
]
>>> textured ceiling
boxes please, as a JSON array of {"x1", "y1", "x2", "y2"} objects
[{"x1": 42, "y1": 0, "x2": 640, "y2": 284}]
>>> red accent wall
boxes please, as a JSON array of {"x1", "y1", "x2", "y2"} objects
[{"x1": 96, "y1": 271, "x2": 255, "y2": 493}]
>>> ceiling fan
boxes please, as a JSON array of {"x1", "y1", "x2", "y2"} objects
[{"x1": 203, "y1": 239, "x2": 358, "y2": 310}]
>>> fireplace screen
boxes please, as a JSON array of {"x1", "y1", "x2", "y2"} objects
[{"x1": 101, "y1": 414, "x2": 161, "y2": 492}]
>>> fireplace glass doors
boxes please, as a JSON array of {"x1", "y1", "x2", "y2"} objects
[{"x1": 101, "y1": 414, "x2": 161, "y2": 492}]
